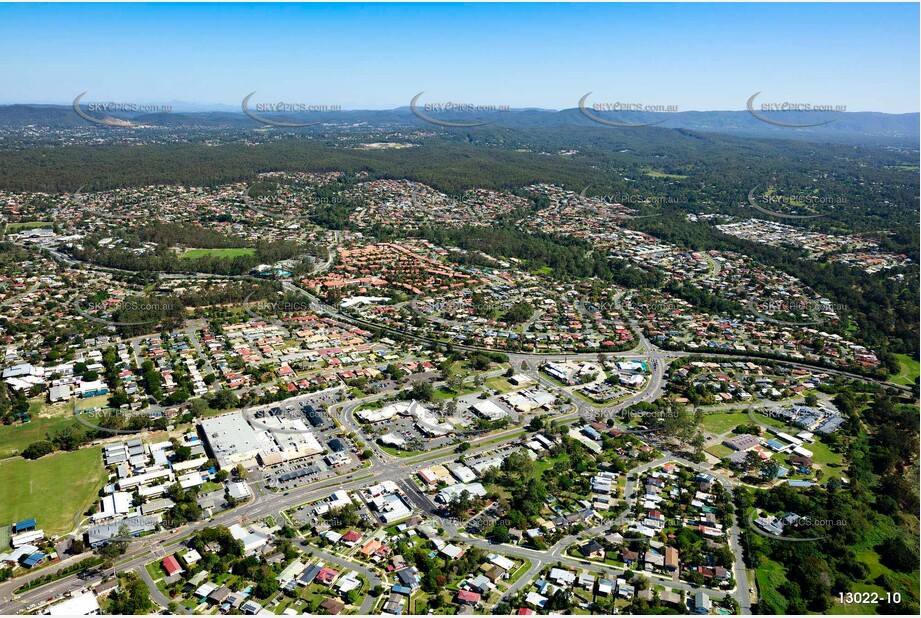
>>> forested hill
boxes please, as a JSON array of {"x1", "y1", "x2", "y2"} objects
[
  {"x1": 0, "y1": 102, "x2": 917, "y2": 145},
  {"x1": 0, "y1": 125, "x2": 915, "y2": 239}
]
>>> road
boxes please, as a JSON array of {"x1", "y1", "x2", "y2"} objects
[
  {"x1": 7, "y1": 243, "x2": 912, "y2": 615},
  {"x1": 296, "y1": 544, "x2": 381, "y2": 613},
  {"x1": 0, "y1": 324, "x2": 733, "y2": 615},
  {"x1": 26, "y1": 238, "x2": 911, "y2": 396}
]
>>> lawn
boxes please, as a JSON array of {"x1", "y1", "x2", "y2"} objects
[
  {"x1": 377, "y1": 444, "x2": 424, "y2": 458},
  {"x1": 506, "y1": 558, "x2": 532, "y2": 585},
  {"x1": 179, "y1": 247, "x2": 256, "y2": 260},
  {"x1": 0, "y1": 446, "x2": 107, "y2": 535},
  {"x1": 890, "y1": 354, "x2": 919, "y2": 386},
  {"x1": 144, "y1": 561, "x2": 171, "y2": 596},
  {"x1": 535, "y1": 452, "x2": 569, "y2": 476},
  {"x1": 748, "y1": 409, "x2": 794, "y2": 431}
]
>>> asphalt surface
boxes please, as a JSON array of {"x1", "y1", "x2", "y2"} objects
[{"x1": 7, "y1": 247, "x2": 908, "y2": 615}]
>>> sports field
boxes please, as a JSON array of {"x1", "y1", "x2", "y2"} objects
[
  {"x1": 0, "y1": 447, "x2": 106, "y2": 535},
  {"x1": 6, "y1": 221, "x2": 54, "y2": 231},
  {"x1": 179, "y1": 247, "x2": 255, "y2": 259}
]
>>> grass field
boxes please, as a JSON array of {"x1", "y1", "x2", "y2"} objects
[
  {"x1": 485, "y1": 376, "x2": 517, "y2": 394},
  {"x1": 179, "y1": 247, "x2": 255, "y2": 260},
  {"x1": 0, "y1": 447, "x2": 106, "y2": 535},
  {"x1": 643, "y1": 168, "x2": 688, "y2": 179},
  {"x1": 0, "y1": 401, "x2": 76, "y2": 459},
  {"x1": 755, "y1": 559, "x2": 788, "y2": 614},
  {"x1": 75, "y1": 395, "x2": 110, "y2": 413},
  {"x1": 6, "y1": 221, "x2": 54, "y2": 231},
  {"x1": 890, "y1": 354, "x2": 919, "y2": 386},
  {"x1": 699, "y1": 408, "x2": 793, "y2": 434},
  {"x1": 699, "y1": 411, "x2": 751, "y2": 435},
  {"x1": 706, "y1": 444, "x2": 733, "y2": 458},
  {"x1": 802, "y1": 437, "x2": 843, "y2": 469}
]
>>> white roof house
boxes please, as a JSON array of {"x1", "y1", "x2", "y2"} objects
[
  {"x1": 470, "y1": 400, "x2": 508, "y2": 421},
  {"x1": 49, "y1": 384, "x2": 72, "y2": 402},
  {"x1": 44, "y1": 591, "x2": 100, "y2": 615},
  {"x1": 436, "y1": 482, "x2": 486, "y2": 504},
  {"x1": 227, "y1": 480, "x2": 252, "y2": 500},
  {"x1": 448, "y1": 464, "x2": 477, "y2": 483}
]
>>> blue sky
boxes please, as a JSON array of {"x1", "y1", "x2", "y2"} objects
[{"x1": 1, "y1": 2, "x2": 918, "y2": 112}]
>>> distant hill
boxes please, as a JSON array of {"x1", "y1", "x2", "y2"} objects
[
  {"x1": 0, "y1": 102, "x2": 916, "y2": 145},
  {"x1": 551, "y1": 108, "x2": 920, "y2": 144}
]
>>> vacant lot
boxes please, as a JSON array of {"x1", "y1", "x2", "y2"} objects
[
  {"x1": 485, "y1": 376, "x2": 517, "y2": 394},
  {"x1": 755, "y1": 559, "x2": 788, "y2": 614},
  {"x1": 0, "y1": 447, "x2": 106, "y2": 535},
  {"x1": 699, "y1": 411, "x2": 751, "y2": 435},
  {"x1": 179, "y1": 247, "x2": 255, "y2": 259}
]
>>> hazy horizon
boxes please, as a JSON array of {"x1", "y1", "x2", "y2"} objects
[{"x1": 1, "y1": 2, "x2": 918, "y2": 114}]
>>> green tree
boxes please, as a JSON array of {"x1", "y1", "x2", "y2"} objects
[{"x1": 22, "y1": 440, "x2": 54, "y2": 459}]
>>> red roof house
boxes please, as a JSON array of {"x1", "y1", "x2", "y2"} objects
[
  {"x1": 457, "y1": 590, "x2": 481, "y2": 605},
  {"x1": 162, "y1": 555, "x2": 182, "y2": 576},
  {"x1": 317, "y1": 567, "x2": 338, "y2": 585}
]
